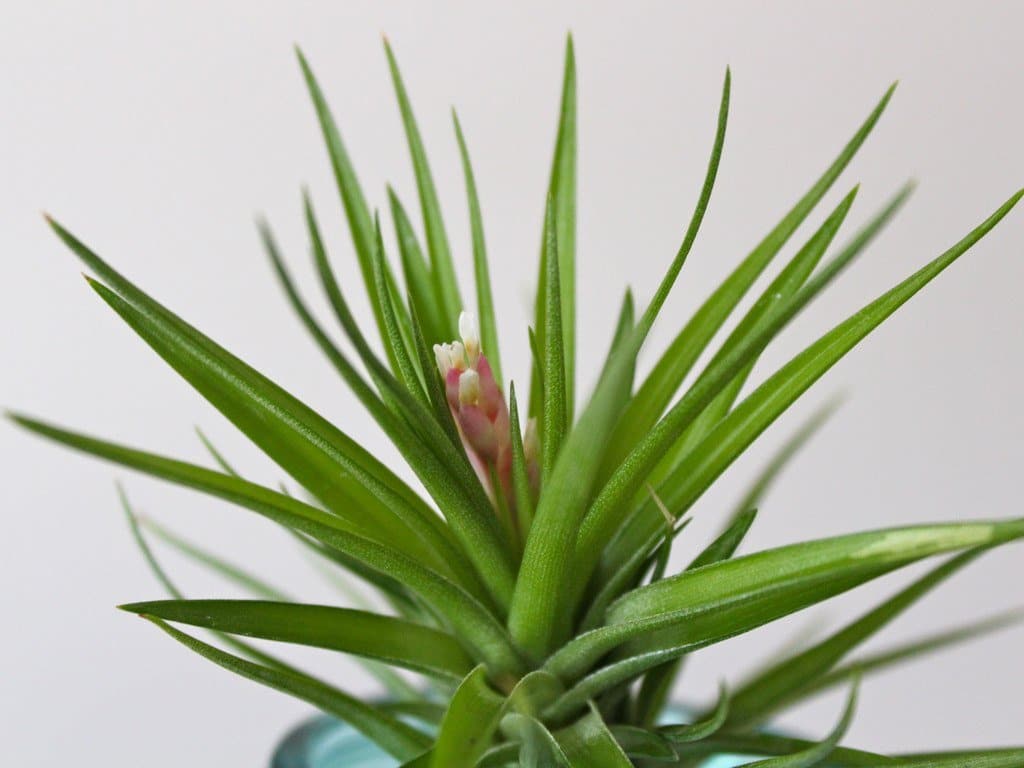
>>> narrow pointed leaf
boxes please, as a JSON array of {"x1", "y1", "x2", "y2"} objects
[
  {"x1": 613, "y1": 84, "x2": 896, "y2": 461},
  {"x1": 543, "y1": 519, "x2": 1024, "y2": 704},
  {"x1": 384, "y1": 40, "x2": 462, "y2": 330},
  {"x1": 531, "y1": 35, "x2": 577, "y2": 419},
  {"x1": 540, "y1": 196, "x2": 568, "y2": 481},
  {"x1": 727, "y1": 548, "x2": 987, "y2": 727},
  {"x1": 453, "y1": 111, "x2": 502, "y2": 385},
  {"x1": 508, "y1": 383, "x2": 536, "y2": 542},
  {"x1": 371, "y1": 215, "x2": 430, "y2": 402},
  {"x1": 577, "y1": 187, "x2": 1022, "y2": 595},
  {"x1": 607, "y1": 726, "x2": 678, "y2": 761},
  {"x1": 295, "y1": 49, "x2": 399, "y2": 365},
  {"x1": 389, "y1": 186, "x2": 446, "y2": 345},
  {"x1": 795, "y1": 608, "x2": 1024, "y2": 705},
  {"x1": 121, "y1": 599, "x2": 474, "y2": 681},
  {"x1": 139, "y1": 518, "x2": 291, "y2": 601},
  {"x1": 144, "y1": 618, "x2": 430, "y2": 760},
  {"x1": 660, "y1": 683, "x2": 731, "y2": 743},
  {"x1": 11, "y1": 414, "x2": 525, "y2": 676},
  {"x1": 741, "y1": 679, "x2": 858, "y2": 767}
]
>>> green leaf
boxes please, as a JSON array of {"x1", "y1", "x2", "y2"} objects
[
  {"x1": 659, "y1": 683, "x2": 730, "y2": 743},
  {"x1": 371, "y1": 214, "x2": 430, "y2": 403},
  {"x1": 543, "y1": 518, "x2": 1024, "y2": 712},
  {"x1": 508, "y1": 383, "x2": 536, "y2": 544},
  {"x1": 630, "y1": 511, "x2": 755, "y2": 726},
  {"x1": 300, "y1": 202, "x2": 517, "y2": 609},
  {"x1": 741, "y1": 678, "x2": 858, "y2": 767},
  {"x1": 504, "y1": 713, "x2": 571, "y2": 767},
  {"x1": 576, "y1": 187, "x2": 1022, "y2": 599},
  {"x1": 726, "y1": 548, "x2": 987, "y2": 727},
  {"x1": 612, "y1": 84, "x2": 896, "y2": 464},
  {"x1": 531, "y1": 35, "x2": 577, "y2": 420},
  {"x1": 606, "y1": 725, "x2": 678, "y2": 762},
  {"x1": 888, "y1": 750, "x2": 1024, "y2": 767},
  {"x1": 728, "y1": 398, "x2": 842, "y2": 523},
  {"x1": 540, "y1": 196, "x2": 568, "y2": 482},
  {"x1": 508, "y1": 323, "x2": 644, "y2": 658},
  {"x1": 579, "y1": 516, "x2": 692, "y2": 634},
  {"x1": 143, "y1": 617, "x2": 430, "y2": 761},
  {"x1": 556, "y1": 704, "x2": 632, "y2": 767},
  {"x1": 11, "y1": 413, "x2": 525, "y2": 677},
  {"x1": 47, "y1": 217, "x2": 464, "y2": 583},
  {"x1": 384, "y1": 39, "x2": 462, "y2": 332},
  {"x1": 669, "y1": 733, "x2": 891, "y2": 767},
  {"x1": 294, "y1": 48, "x2": 399, "y2": 368},
  {"x1": 624, "y1": 183, "x2": 859, "y2": 497},
  {"x1": 388, "y1": 186, "x2": 446, "y2": 345},
  {"x1": 430, "y1": 665, "x2": 505, "y2": 768},
  {"x1": 194, "y1": 426, "x2": 240, "y2": 476},
  {"x1": 138, "y1": 518, "x2": 291, "y2": 601},
  {"x1": 597, "y1": 290, "x2": 636, "y2": 405},
  {"x1": 121, "y1": 599, "x2": 475, "y2": 682},
  {"x1": 794, "y1": 608, "x2": 1024, "y2": 705},
  {"x1": 453, "y1": 111, "x2": 502, "y2": 385}
]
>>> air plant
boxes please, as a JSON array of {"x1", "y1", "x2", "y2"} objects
[{"x1": 12, "y1": 34, "x2": 1024, "y2": 767}]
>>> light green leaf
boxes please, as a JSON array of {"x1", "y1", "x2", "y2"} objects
[
  {"x1": 504, "y1": 713, "x2": 571, "y2": 767},
  {"x1": 741, "y1": 678, "x2": 858, "y2": 767},
  {"x1": 630, "y1": 511, "x2": 755, "y2": 725},
  {"x1": 389, "y1": 186, "x2": 446, "y2": 345},
  {"x1": 47, "y1": 217, "x2": 462, "y2": 583},
  {"x1": 606, "y1": 725, "x2": 678, "y2": 762},
  {"x1": 543, "y1": 518, "x2": 1024, "y2": 712},
  {"x1": 144, "y1": 617, "x2": 430, "y2": 761},
  {"x1": 138, "y1": 517, "x2": 291, "y2": 601},
  {"x1": 121, "y1": 599, "x2": 475, "y2": 681},
  {"x1": 556, "y1": 704, "x2": 632, "y2": 767},
  {"x1": 301, "y1": 202, "x2": 517, "y2": 609},
  {"x1": 624, "y1": 183, "x2": 859, "y2": 497},
  {"x1": 430, "y1": 665, "x2": 505, "y2": 768},
  {"x1": 371, "y1": 214, "x2": 430, "y2": 403},
  {"x1": 453, "y1": 111, "x2": 502, "y2": 385},
  {"x1": 294, "y1": 48, "x2": 404, "y2": 374},
  {"x1": 11, "y1": 414, "x2": 525, "y2": 677},
  {"x1": 888, "y1": 750, "x2": 1024, "y2": 767},
  {"x1": 612, "y1": 84, "x2": 895, "y2": 464},
  {"x1": 540, "y1": 196, "x2": 568, "y2": 482},
  {"x1": 795, "y1": 608, "x2": 1024, "y2": 705},
  {"x1": 668, "y1": 733, "x2": 891, "y2": 767},
  {"x1": 726, "y1": 548, "x2": 986, "y2": 727},
  {"x1": 530, "y1": 35, "x2": 577, "y2": 420},
  {"x1": 659, "y1": 683, "x2": 730, "y2": 743},
  {"x1": 576, "y1": 187, "x2": 1022, "y2": 599},
  {"x1": 508, "y1": 383, "x2": 536, "y2": 544},
  {"x1": 384, "y1": 39, "x2": 463, "y2": 332}
]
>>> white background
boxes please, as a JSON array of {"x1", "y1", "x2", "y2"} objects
[{"x1": 2, "y1": 2, "x2": 1023, "y2": 765}]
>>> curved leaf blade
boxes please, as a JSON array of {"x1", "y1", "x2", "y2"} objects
[{"x1": 120, "y1": 599, "x2": 475, "y2": 681}]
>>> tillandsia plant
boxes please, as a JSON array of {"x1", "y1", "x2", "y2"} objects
[{"x1": 13, "y1": 34, "x2": 1024, "y2": 767}]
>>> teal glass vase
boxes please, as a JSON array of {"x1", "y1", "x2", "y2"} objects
[{"x1": 271, "y1": 711, "x2": 754, "y2": 767}]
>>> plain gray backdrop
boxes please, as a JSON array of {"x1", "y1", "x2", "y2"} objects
[{"x1": 2, "y1": 1, "x2": 1022, "y2": 765}]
